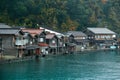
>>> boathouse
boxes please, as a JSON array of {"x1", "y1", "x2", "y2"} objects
[
  {"x1": 40, "y1": 27, "x2": 65, "y2": 54},
  {"x1": 66, "y1": 31, "x2": 89, "y2": 51},
  {"x1": 87, "y1": 28, "x2": 116, "y2": 49},
  {"x1": 57, "y1": 36, "x2": 65, "y2": 54},
  {"x1": 19, "y1": 32, "x2": 33, "y2": 56},
  {"x1": 0, "y1": 28, "x2": 24, "y2": 57},
  {"x1": 64, "y1": 33, "x2": 76, "y2": 53},
  {"x1": 67, "y1": 31, "x2": 88, "y2": 45},
  {"x1": 46, "y1": 33, "x2": 58, "y2": 54},
  {"x1": 22, "y1": 28, "x2": 46, "y2": 56}
]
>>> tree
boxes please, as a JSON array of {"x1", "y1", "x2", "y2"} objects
[{"x1": 0, "y1": 0, "x2": 120, "y2": 33}]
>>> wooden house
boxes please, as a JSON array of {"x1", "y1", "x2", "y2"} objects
[
  {"x1": 21, "y1": 28, "x2": 46, "y2": 56},
  {"x1": 0, "y1": 37, "x2": 3, "y2": 58},
  {"x1": 66, "y1": 31, "x2": 89, "y2": 51},
  {"x1": 46, "y1": 33, "x2": 58, "y2": 54},
  {"x1": 57, "y1": 36, "x2": 65, "y2": 54},
  {"x1": 19, "y1": 32, "x2": 34, "y2": 56},
  {"x1": 87, "y1": 28, "x2": 116, "y2": 48},
  {"x1": 0, "y1": 28, "x2": 24, "y2": 57},
  {"x1": 40, "y1": 27, "x2": 65, "y2": 54},
  {"x1": 37, "y1": 30, "x2": 48, "y2": 56},
  {"x1": 64, "y1": 33, "x2": 76, "y2": 53},
  {"x1": 67, "y1": 31, "x2": 88, "y2": 46},
  {"x1": 22, "y1": 29, "x2": 45, "y2": 44}
]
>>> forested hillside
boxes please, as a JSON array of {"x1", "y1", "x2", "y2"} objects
[{"x1": 0, "y1": 0, "x2": 120, "y2": 33}]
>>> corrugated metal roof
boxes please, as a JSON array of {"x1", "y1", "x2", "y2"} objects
[
  {"x1": 67, "y1": 31, "x2": 87, "y2": 37},
  {"x1": 87, "y1": 28, "x2": 115, "y2": 34}
]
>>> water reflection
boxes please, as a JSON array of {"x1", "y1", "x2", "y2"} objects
[{"x1": 1, "y1": 50, "x2": 120, "y2": 80}]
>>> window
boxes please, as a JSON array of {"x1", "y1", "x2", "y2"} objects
[
  {"x1": 95, "y1": 35, "x2": 97, "y2": 38},
  {"x1": 39, "y1": 38, "x2": 44, "y2": 42},
  {"x1": 102, "y1": 35, "x2": 105, "y2": 38},
  {"x1": 98, "y1": 35, "x2": 100, "y2": 38},
  {"x1": 83, "y1": 37, "x2": 85, "y2": 39},
  {"x1": 30, "y1": 41, "x2": 33, "y2": 44},
  {"x1": 16, "y1": 36, "x2": 26, "y2": 45},
  {"x1": 112, "y1": 35, "x2": 116, "y2": 38},
  {"x1": 106, "y1": 35, "x2": 109, "y2": 39},
  {"x1": 52, "y1": 40, "x2": 55, "y2": 43}
]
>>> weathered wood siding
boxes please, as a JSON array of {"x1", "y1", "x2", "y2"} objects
[{"x1": 0, "y1": 35, "x2": 17, "y2": 55}]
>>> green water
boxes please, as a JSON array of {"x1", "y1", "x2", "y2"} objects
[{"x1": 1, "y1": 50, "x2": 120, "y2": 80}]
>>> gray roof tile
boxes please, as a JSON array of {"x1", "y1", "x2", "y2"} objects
[
  {"x1": 87, "y1": 28, "x2": 115, "y2": 34},
  {"x1": 0, "y1": 23, "x2": 11, "y2": 28},
  {"x1": 0, "y1": 29, "x2": 21, "y2": 35},
  {"x1": 67, "y1": 31, "x2": 87, "y2": 37}
]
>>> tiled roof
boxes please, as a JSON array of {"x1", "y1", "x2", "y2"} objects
[
  {"x1": 0, "y1": 28, "x2": 21, "y2": 35},
  {"x1": 22, "y1": 29, "x2": 44, "y2": 37},
  {"x1": 22, "y1": 29, "x2": 44, "y2": 34},
  {"x1": 0, "y1": 23, "x2": 11, "y2": 28},
  {"x1": 46, "y1": 33, "x2": 55, "y2": 39},
  {"x1": 87, "y1": 28, "x2": 115, "y2": 34},
  {"x1": 67, "y1": 31, "x2": 87, "y2": 37}
]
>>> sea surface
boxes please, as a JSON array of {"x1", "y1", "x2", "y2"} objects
[{"x1": 1, "y1": 50, "x2": 120, "y2": 80}]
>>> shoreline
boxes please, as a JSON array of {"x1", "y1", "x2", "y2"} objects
[
  {"x1": 0, "y1": 56, "x2": 35, "y2": 65},
  {"x1": 0, "y1": 48, "x2": 119, "y2": 65},
  {"x1": 77, "y1": 48, "x2": 120, "y2": 53}
]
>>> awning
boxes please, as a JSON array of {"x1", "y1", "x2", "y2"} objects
[
  {"x1": 26, "y1": 45, "x2": 39, "y2": 50},
  {"x1": 38, "y1": 43, "x2": 48, "y2": 47},
  {"x1": 96, "y1": 40, "x2": 115, "y2": 43},
  {"x1": 67, "y1": 43, "x2": 76, "y2": 46},
  {"x1": 75, "y1": 39, "x2": 89, "y2": 43}
]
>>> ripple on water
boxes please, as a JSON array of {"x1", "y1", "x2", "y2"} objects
[{"x1": 1, "y1": 50, "x2": 120, "y2": 80}]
